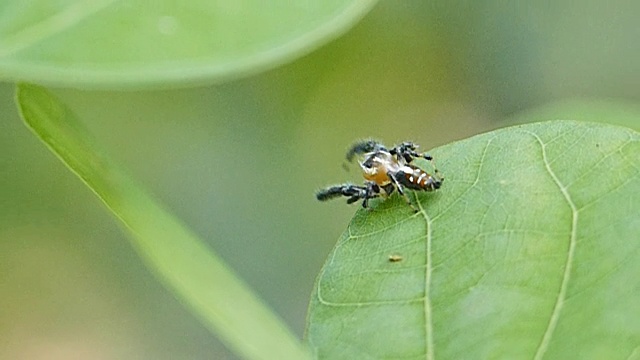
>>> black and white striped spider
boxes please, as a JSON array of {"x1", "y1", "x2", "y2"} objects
[{"x1": 316, "y1": 140, "x2": 443, "y2": 210}]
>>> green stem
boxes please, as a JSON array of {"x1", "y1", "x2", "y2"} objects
[{"x1": 16, "y1": 83, "x2": 311, "y2": 360}]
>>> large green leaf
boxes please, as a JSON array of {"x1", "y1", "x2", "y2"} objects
[
  {"x1": 0, "y1": 1, "x2": 377, "y2": 88},
  {"x1": 15, "y1": 83, "x2": 311, "y2": 360},
  {"x1": 306, "y1": 121, "x2": 640, "y2": 359}
]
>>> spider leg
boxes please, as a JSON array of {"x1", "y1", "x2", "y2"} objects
[
  {"x1": 391, "y1": 142, "x2": 444, "y2": 183},
  {"x1": 345, "y1": 139, "x2": 387, "y2": 163},
  {"x1": 316, "y1": 182, "x2": 381, "y2": 208},
  {"x1": 390, "y1": 141, "x2": 421, "y2": 163},
  {"x1": 316, "y1": 183, "x2": 362, "y2": 201},
  {"x1": 422, "y1": 155, "x2": 444, "y2": 184},
  {"x1": 316, "y1": 185, "x2": 347, "y2": 201},
  {"x1": 387, "y1": 172, "x2": 418, "y2": 212},
  {"x1": 381, "y1": 183, "x2": 395, "y2": 196},
  {"x1": 346, "y1": 196, "x2": 361, "y2": 204},
  {"x1": 361, "y1": 181, "x2": 381, "y2": 209}
]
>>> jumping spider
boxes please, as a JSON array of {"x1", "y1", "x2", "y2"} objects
[{"x1": 316, "y1": 140, "x2": 443, "y2": 210}]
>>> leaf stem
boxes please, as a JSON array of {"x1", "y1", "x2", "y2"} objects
[{"x1": 15, "y1": 83, "x2": 311, "y2": 360}]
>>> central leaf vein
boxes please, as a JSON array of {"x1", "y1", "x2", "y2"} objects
[
  {"x1": 416, "y1": 194, "x2": 435, "y2": 360},
  {"x1": 529, "y1": 132, "x2": 579, "y2": 360}
]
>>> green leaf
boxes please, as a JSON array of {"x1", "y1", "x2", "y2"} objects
[
  {"x1": 0, "y1": 1, "x2": 377, "y2": 88},
  {"x1": 306, "y1": 121, "x2": 640, "y2": 359},
  {"x1": 505, "y1": 98, "x2": 640, "y2": 131},
  {"x1": 15, "y1": 83, "x2": 311, "y2": 360}
]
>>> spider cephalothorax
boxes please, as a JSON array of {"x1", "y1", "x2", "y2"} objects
[{"x1": 317, "y1": 140, "x2": 443, "y2": 210}]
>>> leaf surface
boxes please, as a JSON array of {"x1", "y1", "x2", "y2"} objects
[
  {"x1": 306, "y1": 121, "x2": 640, "y2": 359},
  {"x1": 16, "y1": 83, "x2": 311, "y2": 360},
  {"x1": 0, "y1": 1, "x2": 377, "y2": 88}
]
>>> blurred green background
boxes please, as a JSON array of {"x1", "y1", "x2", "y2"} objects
[{"x1": 1, "y1": 1, "x2": 639, "y2": 359}]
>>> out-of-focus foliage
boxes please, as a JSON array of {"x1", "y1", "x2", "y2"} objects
[
  {"x1": 0, "y1": 0, "x2": 377, "y2": 87},
  {"x1": 307, "y1": 121, "x2": 640, "y2": 359},
  {"x1": 16, "y1": 83, "x2": 312, "y2": 360},
  {"x1": 506, "y1": 99, "x2": 640, "y2": 130},
  {"x1": 1, "y1": 1, "x2": 639, "y2": 359}
]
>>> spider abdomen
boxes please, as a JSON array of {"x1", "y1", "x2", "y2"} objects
[{"x1": 396, "y1": 166, "x2": 441, "y2": 191}]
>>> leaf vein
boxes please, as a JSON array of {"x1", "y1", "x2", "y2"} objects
[
  {"x1": 432, "y1": 136, "x2": 494, "y2": 222},
  {"x1": 528, "y1": 132, "x2": 579, "y2": 360},
  {"x1": 415, "y1": 193, "x2": 435, "y2": 360},
  {"x1": 347, "y1": 211, "x2": 421, "y2": 238},
  {"x1": 625, "y1": 345, "x2": 640, "y2": 360},
  {"x1": 563, "y1": 139, "x2": 633, "y2": 191},
  {"x1": 315, "y1": 292, "x2": 424, "y2": 307}
]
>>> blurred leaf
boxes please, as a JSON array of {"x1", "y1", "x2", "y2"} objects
[
  {"x1": 506, "y1": 98, "x2": 640, "y2": 131},
  {"x1": 15, "y1": 83, "x2": 311, "y2": 360},
  {"x1": 306, "y1": 121, "x2": 640, "y2": 359},
  {"x1": 0, "y1": 1, "x2": 377, "y2": 88}
]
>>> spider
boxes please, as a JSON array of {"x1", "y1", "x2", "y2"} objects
[{"x1": 316, "y1": 140, "x2": 443, "y2": 210}]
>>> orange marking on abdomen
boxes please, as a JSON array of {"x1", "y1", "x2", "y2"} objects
[{"x1": 363, "y1": 171, "x2": 391, "y2": 186}]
